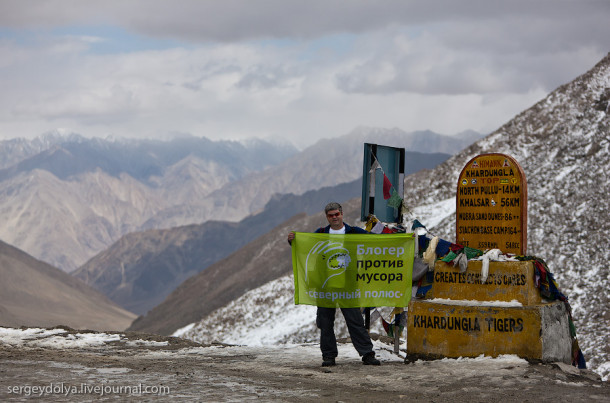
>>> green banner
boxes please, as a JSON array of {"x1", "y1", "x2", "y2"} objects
[{"x1": 291, "y1": 232, "x2": 415, "y2": 308}]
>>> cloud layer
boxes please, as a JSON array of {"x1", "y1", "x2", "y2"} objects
[{"x1": 0, "y1": 0, "x2": 608, "y2": 147}]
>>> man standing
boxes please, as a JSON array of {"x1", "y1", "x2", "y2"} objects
[{"x1": 288, "y1": 202, "x2": 380, "y2": 367}]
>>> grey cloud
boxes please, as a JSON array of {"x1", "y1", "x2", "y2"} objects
[
  {"x1": 334, "y1": 50, "x2": 600, "y2": 96},
  {"x1": 12, "y1": 84, "x2": 140, "y2": 124},
  {"x1": 235, "y1": 65, "x2": 301, "y2": 91},
  {"x1": 332, "y1": 4, "x2": 610, "y2": 97},
  {"x1": 181, "y1": 63, "x2": 243, "y2": 91},
  {"x1": 1, "y1": 0, "x2": 608, "y2": 143},
  {"x1": 236, "y1": 71, "x2": 284, "y2": 91},
  {"x1": 1, "y1": 0, "x2": 608, "y2": 46},
  {"x1": 4, "y1": 0, "x2": 607, "y2": 99}
]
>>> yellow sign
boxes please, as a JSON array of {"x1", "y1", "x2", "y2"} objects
[
  {"x1": 456, "y1": 153, "x2": 527, "y2": 254},
  {"x1": 432, "y1": 261, "x2": 541, "y2": 306}
]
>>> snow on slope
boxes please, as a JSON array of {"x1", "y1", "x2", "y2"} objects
[
  {"x1": 176, "y1": 276, "x2": 318, "y2": 346},
  {"x1": 175, "y1": 273, "x2": 400, "y2": 347}
]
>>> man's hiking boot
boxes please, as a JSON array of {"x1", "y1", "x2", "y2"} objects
[
  {"x1": 362, "y1": 352, "x2": 380, "y2": 366},
  {"x1": 321, "y1": 357, "x2": 336, "y2": 367}
]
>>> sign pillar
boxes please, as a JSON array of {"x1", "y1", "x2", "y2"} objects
[
  {"x1": 407, "y1": 154, "x2": 572, "y2": 364},
  {"x1": 361, "y1": 143, "x2": 405, "y2": 224},
  {"x1": 456, "y1": 153, "x2": 527, "y2": 254}
]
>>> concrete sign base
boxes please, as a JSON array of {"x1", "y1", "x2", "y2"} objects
[
  {"x1": 407, "y1": 259, "x2": 573, "y2": 363},
  {"x1": 407, "y1": 298, "x2": 572, "y2": 363}
]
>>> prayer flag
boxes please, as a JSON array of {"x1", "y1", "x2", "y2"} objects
[{"x1": 383, "y1": 174, "x2": 392, "y2": 199}]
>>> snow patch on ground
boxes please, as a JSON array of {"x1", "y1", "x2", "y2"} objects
[{"x1": 0, "y1": 327, "x2": 166, "y2": 349}]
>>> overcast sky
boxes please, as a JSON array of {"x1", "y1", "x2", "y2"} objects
[{"x1": 0, "y1": 0, "x2": 608, "y2": 148}]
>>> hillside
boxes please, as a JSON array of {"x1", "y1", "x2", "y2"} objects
[
  {"x1": 127, "y1": 213, "x2": 308, "y2": 334},
  {"x1": 126, "y1": 198, "x2": 367, "y2": 334},
  {"x1": 75, "y1": 151, "x2": 449, "y2": 315},
  {"x1": 73, "y1": 180, "x2": 362, "y2": 315},
  {"x1": 0, "y1": 241, "x2": 135, "y2": 331},
  {"x1": 135, "y1": 54, "x2": 610, "y2": 380},
  {"x1": 396, "y1": 53, "x2": 610, "y2": 378}
]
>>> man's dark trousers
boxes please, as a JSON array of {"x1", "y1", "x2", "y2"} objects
[{"x1": 316, "y1": 307, "x2": 374, "y2": 358}]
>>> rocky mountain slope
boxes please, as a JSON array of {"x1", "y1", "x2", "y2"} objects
[
  {"x1": 0, "y1": 241, "x2": 135, "y2": 331},
  {"x1": 74, "y1": 151, "x2": 449, "y2": 315},
  {"x1": 72, "y1": 181, "x2": 362, "y2": 315},
  {"x1": 135, "y1": 54, "x2": 610, "y2": 380}
]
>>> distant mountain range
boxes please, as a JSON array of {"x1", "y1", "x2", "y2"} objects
[
  {"x1": 130, "y1": 54, "x2": 610, "y2": 380},
  {"x1": 0, "y1": 135, "x2": 298, "y2": 271},
  {"x1": 137, "y1": 128, "x2": 482, "y2": 230},
  {"x1": 0, "y1": 240, "x2": 135, "y2": 331},
  {"x1": 0, "y1": 129, "x2": 478, "y2": 272},
  {"x1": 0, "y1": 134, "x2": 297, "y2": 183}
]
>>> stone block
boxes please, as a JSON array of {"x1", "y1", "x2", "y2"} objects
[{"x1": 406, "y1": 299, "x2": 572, "y2": 363}]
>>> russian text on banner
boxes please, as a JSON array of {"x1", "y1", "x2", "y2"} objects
[{"x1": 291, "y1": 233, "x2": 415, "y2": 308}]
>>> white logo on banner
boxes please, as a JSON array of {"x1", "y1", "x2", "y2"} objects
[{"x1": 305, "y1": 240, "x2": 351, "y2": 289}]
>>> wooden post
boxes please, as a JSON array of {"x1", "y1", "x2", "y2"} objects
[{"x1": 394, "y1": 312, "x2": 401, "y2": 354}]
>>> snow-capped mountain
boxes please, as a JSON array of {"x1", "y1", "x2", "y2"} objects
[
  {"x1": 172, "y1": 54, "x2": 610, "y2": 380},
  {"x1": 136, "y1": 129, "x2": 479, "y2": 231},
  {"x1": 0, "y1": 129, "x2": 85, "y2": 170},
  {"x1": 0, "y1": 135, "x2": 298, "y2": 271}
]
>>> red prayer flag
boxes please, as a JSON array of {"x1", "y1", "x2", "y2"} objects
[{"x1": 383, "y1": 174, "x2": 392, "y2": 199}]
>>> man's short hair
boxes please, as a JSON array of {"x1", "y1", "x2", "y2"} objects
[{"x1": 324, "y1": 202, "x2": 342, "y2": 214}]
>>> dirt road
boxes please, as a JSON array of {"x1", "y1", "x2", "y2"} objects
[{"x1": 0, "y1": 327, "x2": 607, "y2": 402}]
